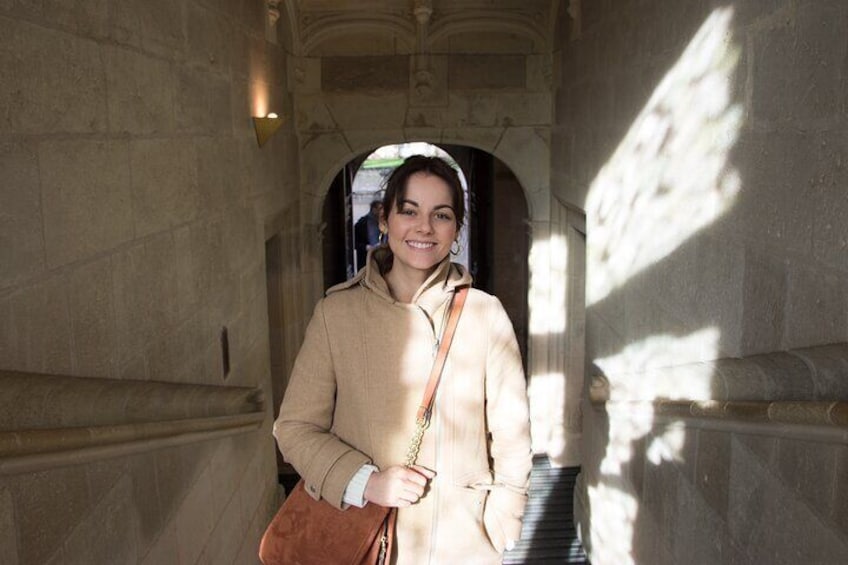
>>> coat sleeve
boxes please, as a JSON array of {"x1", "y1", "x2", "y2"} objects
[
  {"x1": 272, "y1": 299, "x2": 370, "y2": 509},
  {"x1": 482, "y1": 295, "x2": 533, "y2": 552}
]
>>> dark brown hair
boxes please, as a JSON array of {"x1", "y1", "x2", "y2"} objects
[{"x1": 381, "y1": 155, "x2": 465, "y2": 229}]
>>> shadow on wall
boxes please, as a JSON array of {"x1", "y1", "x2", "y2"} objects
[
  {"x1": 580, "y1": 6, "x2": 745, "y2": 564},
  {"x1": 577, "y1": 2, "x2": 848, "y2": 563}
]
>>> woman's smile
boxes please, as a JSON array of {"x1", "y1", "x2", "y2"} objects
[{"x1": 406, "y1": 240, "x2": 437, "y2": 250}]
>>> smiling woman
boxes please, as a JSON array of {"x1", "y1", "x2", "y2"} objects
[{"x1": 272, "y1": 155, "x2": 533, "y2": 563}]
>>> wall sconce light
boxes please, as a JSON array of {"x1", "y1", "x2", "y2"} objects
[{"x1": 253, "y1": 113, "x2": 283, "y2": 147}]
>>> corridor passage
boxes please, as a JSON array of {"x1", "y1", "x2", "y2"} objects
[{"x1": 504, "y1": 457, "x2": 590, "y2": 564}]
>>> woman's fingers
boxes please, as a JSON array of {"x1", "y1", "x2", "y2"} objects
[
  {"x1": 364, "y1": 465, "x2": 435, "y2": 507},
  {"x1": 409, "y1": 465, "x2": 436, "y2": 480}
]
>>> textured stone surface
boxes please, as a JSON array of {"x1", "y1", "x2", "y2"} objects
[
  {"x1": 5, "y1": 278, "x2": 73, "y2": 374},
  {"x1": 186, "y1": 2, "x2": 232, "y2": 72},
  {"x1": 747, "y1": 351, "x2": 814, "y2": 400},
  {"x1": 176, "y1": 67, "x2": 233, "y2": 135},
  {"x1": 690, "y1": 235, "x2": 745, "y2": 358},
  {"x1": 670, "y1": 468, "x2": 748, "y2": 565},
  {"x1": 63, "y1": 475, "x2": 138, "y2": 565},
  {"x1": 175, "y1": 465, "x2": 215, "y2": 565},
  {"x1": 326, "y1": 93, "x2": 407, "y2": 130},
  {"x1": 713, "y1": 358, "x2": 773, "y2": 401},
  {"x1": 811, "y1": 129, "x2": 848, "y2": 271},
  {"x1": 733, "y1": 130, "x2": 817, "y2": 256},
  {"x1": 129, "y1": 139, "x2": 199, "y2": 237},
  {"x1": 139, "y1": 524, "x2": 179, "y2": 565},
  {"x1": 751, "y1": 1, "x2": 847, "y2": 125},
  {"x1": 201, "y1": 491, "x2": 245, "y2": 565},
  {"x1": 785, "y1": 260, "x2": 848, "y2": 350},
  {"x1": 0, "y1": 488, "x2": 18, "y2": 565},
  {"x1": 640, "y1": 455, "x2": 680, "y2": 553},
  {"x1": 0, "y1": 17, "x2": 106, "y2": 134},
  {"x1": 322, "y1": 55, "x2": 409, "y2": 91},
  {"x1": 833, "y1": 445, "x2": 848, "y2": 535},
  {"x1": 145, "y1": 315, "x2": 205, "y2": 383},
  {"x1": 109, "y1": 0, "x2": 184, "y2": 57},
  {"x1": 448, "y1": 54, "x2": 526, "y2": 89},
  {"x1": 0, "y1": 142, "x2": 43, "y2": 289},
  {"x1": 8, "y1": 466, "x2": 91, "y2": 565},
  {"x1": 67, "y1": 257, "x2": 116, "y2": 378},
  {"x1": 38, "y1": 0, "x2": 110, "y2": 38},
  {"x1": 195, "y1": 137, "x2": 240, "y2": 213},
  {"x1": 774, "y1": 437, "x2": 838, "y2": 518},
  {"x1": 111, "y1": 234, "x2": 179, "y2": 359},
  {"x1": 409, "y1": 55, "x2": 448, "y2": 107},
  {"x1": 741, "y1": 249, "x2": 787, "y2": 355},
  {"x1": 2, "y1": 1, "x2": 286, "y2": 564},
  {"x1": 791, "y1": 343, "x2": 848, "y2": 398},
  {"x1": 694, "y1": 429, "x2": 730, "y2": 518},
  {"x1": 105, "y1": 46, "x2": 175, "y2": 135},
  {"x1": 728, "y1": 436, "x2": 848, "y2": 564},
  {"x1": 39, "y1": 140, "x2": 133, "y2": 267}
]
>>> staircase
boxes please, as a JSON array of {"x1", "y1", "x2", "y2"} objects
[{"x1": 503, "y1": 457, "x2": 590, "y2": 564}]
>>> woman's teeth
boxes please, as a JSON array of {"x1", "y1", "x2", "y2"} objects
[{"x1": 407, "y1": 241, "x2": 435, "y2": 249}]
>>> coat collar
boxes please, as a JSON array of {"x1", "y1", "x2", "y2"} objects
[{"x1": 326, "y1": 246, "x2": 472, "y2": 314}]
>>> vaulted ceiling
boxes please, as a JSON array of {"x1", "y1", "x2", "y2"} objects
[{"x1": 278, "y1": 0, "x2": 564, "y2": 56}]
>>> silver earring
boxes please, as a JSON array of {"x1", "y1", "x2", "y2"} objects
[{"x1": 450, "y1": 240, "x2": 461, "y2": 256}]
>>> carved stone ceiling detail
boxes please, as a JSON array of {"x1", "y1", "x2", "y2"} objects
[{"x1": 282, "y1": 0, "x2": 561, "y2": 55}]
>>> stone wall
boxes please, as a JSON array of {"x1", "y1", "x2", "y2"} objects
[
  {"x1": 0, "y1": 1, "x2": 297, "y2": 563},
  {"x1": 554, "y1": 0, "x2": 848, "y2": 563}
]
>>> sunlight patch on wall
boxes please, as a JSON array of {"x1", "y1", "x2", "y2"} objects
[
  {"x1": 595, "y1": 327, "x2": 718, "y2": 401},
  {"x1": 527, "y1": 233, "x2": 569, "y2": 459},
  {"x1": 582, "y1": 7, "x2": 745, "y2": 564},
  {"x1": 529, "y1": 233, "x2": 567, "y2": 336},
  {"x1": 586, "y1": 482, "x2": 640, "y2": 564},
  {"x1": 586, "y1": 6, "x2": 743, "y2": 307},
  {"x1": 646, "y1": 422, "x2": 687, "y2": 465},
  {"x1": 527, "y1": 371, "x2": 567, "y2": 456}
]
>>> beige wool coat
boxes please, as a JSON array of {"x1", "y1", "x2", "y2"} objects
[{"x1": 273, "y1": 251, "x2": 532, "y2": 564}]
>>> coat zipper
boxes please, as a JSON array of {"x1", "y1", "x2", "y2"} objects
[{"x1": 418, "y1": 298, "x2": 451, "y2": 565}]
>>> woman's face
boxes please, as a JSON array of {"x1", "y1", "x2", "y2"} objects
[{"x1": 383, "y1": 172, "x2": 458, "y2": 279}]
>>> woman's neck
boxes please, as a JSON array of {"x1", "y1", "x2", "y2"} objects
[{"x1": 383, "y1": 266, "x2": 433, "y2": 303}]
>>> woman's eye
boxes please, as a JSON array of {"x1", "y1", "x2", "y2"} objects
[
  {"x1": 400, "y1": 208, "x2": 416, "y2": 216},
  {"x1": 435, "y1": 212, "x2": 453, "y2": 221}
]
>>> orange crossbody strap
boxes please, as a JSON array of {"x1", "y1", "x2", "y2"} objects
[{"x1": 415, "y1": 286, "x2": 469, "y2": 423}]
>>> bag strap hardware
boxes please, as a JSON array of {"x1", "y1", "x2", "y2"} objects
[{"x1": 405, "y1": 286, "x2": 469, "y2": 467}]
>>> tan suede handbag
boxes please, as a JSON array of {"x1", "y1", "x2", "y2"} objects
[{"x1": 259, "y1": 287, "x2": 469, "y2": 565}]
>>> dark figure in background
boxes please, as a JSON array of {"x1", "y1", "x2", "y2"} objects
[{"x1": 354, "y1": 200, "x2": 383, "y2": 271}]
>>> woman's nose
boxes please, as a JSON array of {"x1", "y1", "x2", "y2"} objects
[{"x1": 416, "y1": 216, "x2": 434, "y2": 233}]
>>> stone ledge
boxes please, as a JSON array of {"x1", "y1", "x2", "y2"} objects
[
  {"x1": 0, "y1": 371, "x2": 266, "y2": 475},
  {"x1": 0, "y1": 370, "x2": 264, "y2": 429},
  {"x1": 590, "y1": 342, "x2": 848, "y2": 403},
  {"x1": 589, "y1": 342, "x2": 848, "y2": 442},
  {"x1": 0, "y1": 413, "x2": 264, "y2": 476}
]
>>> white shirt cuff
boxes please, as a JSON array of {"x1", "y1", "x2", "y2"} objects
[{"x1": 342, "y1": 464, "x2": 379, "y2": 508}]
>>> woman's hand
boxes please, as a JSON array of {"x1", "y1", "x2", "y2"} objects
[{"x1": 363, "y1": 465, "x2": 436, "y2": 507}]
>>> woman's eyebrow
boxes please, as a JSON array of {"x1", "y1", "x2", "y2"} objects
[{"x1": 398, "y1": 199, "x2": 454, "y2": 211}]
